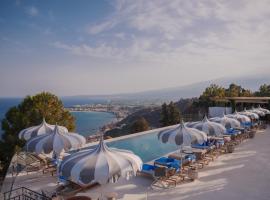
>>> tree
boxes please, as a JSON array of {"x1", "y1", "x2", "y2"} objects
[
  {"x1": 130, "y1": 117, "x2": 149, "y2": 133},
  {"x1": 0, "y1": 92, "x2": 75, "y2": 175},
  {"x1": 201, "y1": 84, "x2": 226, "y2": 99},
  {"x1": 198, "y1": 84, "x2": 225, "y2": 108},
  {"x1": 225, "y1": 83, "x2": 253, "y2": 97},
  {"x1": 160, "y1": 102, "x2": 181, "y2": 127},
  {"x1": 160, "y1": 103, "x2": 169, "y2": 127},
  {"x1": 168, "y1": 101, "x2": 181, "y2": 125},
  {"x1": 254, "y1": 84, "x2": 270, "y2": 97}
]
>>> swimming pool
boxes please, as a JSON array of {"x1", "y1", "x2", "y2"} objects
[
  {"x1": 80, "y1": 125, "x2": 180, "y2": 163},
  {"x1": 107, "y1": 130, "x2": 179, "y2": 162}
]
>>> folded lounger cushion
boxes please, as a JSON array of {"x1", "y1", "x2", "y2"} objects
[
  {"x1": 226, "y1": 128, "x2": 241, "y2": 135},
  {"x1": 154, "y1": 157, "x2": 181, "y2": 170},
  {"x1": 141, "y1": 164, "x2": 158, "y2": 176}
]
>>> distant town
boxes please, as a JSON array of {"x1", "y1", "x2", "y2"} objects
[{"x1": 65, "y1": 103, "x2": 157, "y2": 142}]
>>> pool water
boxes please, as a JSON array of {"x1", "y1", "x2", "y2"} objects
[{"x1": 107, "y1": 130, "x2": 180, "y2": 163}]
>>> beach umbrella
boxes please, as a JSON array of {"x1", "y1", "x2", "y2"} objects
[
  {"x1": 257, "y1": 105, "x2": 270, "y2": 114},
  {"x1": 58, "y1": 135, "x2": 142, "y2": 187},
  {"x1": 226, "y1": 112, "x2": 251, "y2": 123},
  {"x1": 210, "y1": 115, "x2": 241, "y2": 129},
  {"x1": 19, "y1": 118, "x2": 68, "y2": 141},
  {"x1": 158, "y1": 121, "x2": 207, "y2": 170},
  {"x1": 158, "y1": 121, "x2": 207, "y2": 146},
  {"x1": 26, "y1": 125, "x2": 86, "y2": 158},
  {"x1": 239, "y1": 109, "x2": 259, "y2": 120},
  {"x1": 248, "y1": 107, "x2": 266, "y2": 117},
  {"x1": 248, "y1": 109, "x2": 265, "y2": 117},
  {"x1": 186, "y1": 116, "x2": 226, "y2": 136}
]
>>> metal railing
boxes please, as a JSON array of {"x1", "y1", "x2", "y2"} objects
[{"x1": 3, "y1": 187, "x2": 51, "y2": 200}]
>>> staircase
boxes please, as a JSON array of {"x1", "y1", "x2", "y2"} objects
[{"x1": 3, "y1": 187, "x2": 51, "y2": 200}]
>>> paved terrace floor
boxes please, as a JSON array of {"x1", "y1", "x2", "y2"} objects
[{"x1": 2, "y1": 126, "x2": 270, "y2": 200}]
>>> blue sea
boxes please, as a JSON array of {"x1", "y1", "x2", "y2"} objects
[{"x1": 0, "y1": 97, "x2": 115, "y2": 137}]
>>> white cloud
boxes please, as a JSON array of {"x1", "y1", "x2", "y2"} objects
[
  {"x1": 54, "y1": 0, "x2": 270, "y2": 78},
  {"x1": 25, "y1": 6, "x2": 39, "y2": 17},
  {"x1": 87, "y1": 21, "x2": 117, "y2": 34}
]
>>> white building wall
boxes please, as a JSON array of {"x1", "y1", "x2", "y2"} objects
[{"x1": 209, "y1": 107, "x2": 232, "y2": 118}]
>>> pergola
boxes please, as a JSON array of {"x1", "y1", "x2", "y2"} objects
[{"x1": 210, "y1": 97, "x2": 270, "y2": 112}]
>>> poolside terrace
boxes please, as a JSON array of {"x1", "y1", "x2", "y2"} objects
[{"x1": 1, "y1": 126, "x2": 270, "y2": 200}]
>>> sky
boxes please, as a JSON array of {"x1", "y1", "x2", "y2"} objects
[{"x1": 0, "y1": 0, "x2": 270, "y2": 97}]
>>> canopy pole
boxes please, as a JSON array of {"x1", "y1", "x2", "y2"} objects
[{"x1": 180, "y1": 145, "x2": 183, "y2": 174}]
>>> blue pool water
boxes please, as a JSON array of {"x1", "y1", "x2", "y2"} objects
[{"x1": 107, "y1": 130, "x2": 179, "y2": 163}]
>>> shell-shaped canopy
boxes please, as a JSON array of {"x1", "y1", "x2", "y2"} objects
[
  {"x1": 239, "y1": 109, "x2": 259, "y2": 119},
  {"x1": 226, "y1": 112, "x2": 251, "y2": 123},
  {"x1": 19, "y1": 118, "x2": 68, "y2": 140},
  {"x1": 210, "y1": 115, "x2": 241, "y2": 129},
  {"x1": 187, "y1": 116, "x2": 226, "y2": 136},
  {"x1": 26, "y1": 125, "x2": 86, "y2": 157},
  {"x1": 158, "y1": 121, "x2": 207, "y2": 146},
  {"x1": 58, "y1": 136, "x2": 142, "y2": 186},
  {"x1": 257, "y1": 105, "x2": 270, "y2": 114},
  {"x1": 248, "y1": 107, "x2": 266, "y2": 117}
]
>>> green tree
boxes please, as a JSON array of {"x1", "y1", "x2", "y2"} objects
[
  {"x1": 201, "y1": 84, "x2": 226, "y2": 99},
  {"x1": 160, "y1": 103, "x2": 169, "y2": 127},
  {"x1": 225, "y1": 83, "x2": 241, "y2": 97},
  {"x1": 0, "y1": 92, "x2": 75, "y2": 175},
  {"x1": 198, "y1": 84, "x2": 225, "y2": 108},
  {"x1": 130, "y1": 117, "x2": 149, "y2": 133},
  {"x1": 225, "y1": 83, "x2": 253, "y2": 97},
  {"x1": 168, "y1": 101, "x2": 181, "y2": 125},
  {"x1": 160, "y1": 102, "x2": 181, "y2": 127},
  {"x1": 255, "y1": 84, "x2": 270, "y2": 96}
]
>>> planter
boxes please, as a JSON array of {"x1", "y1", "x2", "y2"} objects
[
  {"x1": 231, "y1": 135, "x2": 236, "y2": 141},
  {"x1": 188, "y1": 168, "x2": 198, "y2": 181},
  {"x1": 227, "y1": 144, "x2": 235, "y2": 153},
  {"x1": 249, "y1": 131, "x2": 255, "y2": 138}
]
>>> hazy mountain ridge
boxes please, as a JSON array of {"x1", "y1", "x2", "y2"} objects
[{"x1": 65, "y1": 73, "x2": 270, "y2": 103}]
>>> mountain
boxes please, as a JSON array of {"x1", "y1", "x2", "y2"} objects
[{"x1": 64, "y1": 73, "x2": 270, "y2": 104}]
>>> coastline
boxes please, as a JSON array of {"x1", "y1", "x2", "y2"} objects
[
  {"x1": 69, "y1": 109, "x2": 117, "y2": 116},
  {"x1": 69, "y1": 110, "x2": 122, "y2": 141}
]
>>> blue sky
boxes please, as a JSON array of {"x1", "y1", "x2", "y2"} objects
[{"x1": 0, "y1": 0, "x2": 270, "y2": 97}]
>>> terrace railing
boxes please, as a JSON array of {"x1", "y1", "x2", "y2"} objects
[{"x1": 3, "y1": 187, "x2": 51, "y2": 200}]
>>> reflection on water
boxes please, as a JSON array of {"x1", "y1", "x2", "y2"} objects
[{"x1": 108, "y1": 131, "x2": 179, "y2": 162}]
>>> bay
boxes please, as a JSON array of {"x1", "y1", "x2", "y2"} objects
[{"x1": 0, "y1": 97, "x2": 115, "y2": 137}]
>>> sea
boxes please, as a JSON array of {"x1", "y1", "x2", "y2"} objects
[{"x1": 0, "y1": 97, "x2": 116, "y2": 138}]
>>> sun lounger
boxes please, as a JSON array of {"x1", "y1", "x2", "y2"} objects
[
  {"x1": 226, "y1": 128, "x2": 241, "y2": 136},
  {"x1": 140, "y1": 164, "x2": 158, "y2": 177},
  {"x1": 42, "y1": 165, "x2": 57, "y2": 176},
  {"x1": 152, "y1": 166, "x2": 177, "y2": 188},
  {"x1": 168, "y1": 153, "x2": 196, "y2": 166},
  {"x1": 154, "y1": 157, "x2": 181, "y2": 171},
  {"x1": 191, "y1": 144, "x2": 211, "y2": 150}
]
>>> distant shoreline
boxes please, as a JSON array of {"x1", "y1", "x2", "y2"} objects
[{"x1": 69, "y1": 110, "x2": 120, "y2": 139}]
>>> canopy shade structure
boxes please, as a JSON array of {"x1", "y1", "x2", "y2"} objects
[
  {"x1": 257, "y1": 105, "x2": 270, "y2": 114},
  {"x1": 210, "y1": 97, "x2": 270, "y2": 104},
  {"x1": 248, "y1": 107, "x2": 266, "y2": 117},
  {"x1": 186, "y1": 116, "x2": 226, "y2": 136},
  {"x1": 158, "y1": 121, "x2": 207, "y2": 146},
  {"x1": 26, "y1": 125, "x2": 86, "y2": 157},
  {"x1": 58, "y1": 136, "x2": 142, "y2": 187},
  {"x1": 210, "y1": 115, "x2": 241, "y2": 129},
  {"x1": 226, "y1": 112, "x2": 251, "y2": 123},
  {"x1": 238, "y1": 109, "x2": 259, "y2": 120},
  {"x1": 19, "y1": 118, "x2": 68, "y2": 141}
]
